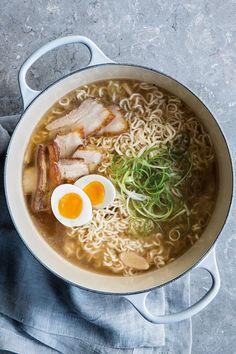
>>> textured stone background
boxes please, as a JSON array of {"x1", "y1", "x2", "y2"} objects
[{"x1": 0, "y1": 1, "x2": 235, "y2": 353}]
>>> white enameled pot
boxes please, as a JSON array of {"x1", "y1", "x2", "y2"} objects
[{"x1": 4, "y1": 36, "x2": 233, "y2": 323}]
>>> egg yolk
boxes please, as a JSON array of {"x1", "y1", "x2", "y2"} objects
[
  {"x1": 83, "y1": 181, "x2": 105, "y2": 206},
  {"x1": 58, "y1": 193, "x2": 83, "y2": 219}
]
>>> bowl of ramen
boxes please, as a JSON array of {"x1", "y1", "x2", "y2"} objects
[{"x1": 4, "y1": 36, "x2": 233, "y2": 323}]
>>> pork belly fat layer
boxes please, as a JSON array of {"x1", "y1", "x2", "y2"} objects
[
  {"x1": 46, "y1": 108, "x2": 82, "y2": 131},
  {"x1": 54, "y1": 131, "x2": 83, "y2": 158},
  {"x1": 97, "y1": 105, "x2": 128, "y2": 136},
  {"x1": 56, "y1": 158, "x2": 89, "y2": 182},
  {"x1": 73, "y1": 147, "x2": 103, "y2": 165}
]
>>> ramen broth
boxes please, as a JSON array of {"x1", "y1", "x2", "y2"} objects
[{"x1": 23, "y1": 79, "x2": 217, "y2": 276}]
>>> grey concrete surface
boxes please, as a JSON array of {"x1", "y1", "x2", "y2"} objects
[{"x1": 0, "y1": 0, "x2": 235, "y2": 353}]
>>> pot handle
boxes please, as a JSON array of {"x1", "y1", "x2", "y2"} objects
[
  {"x1": 124, "y1": 247, "x2": 220, "y2": 324},
  {"x1": 18, "y1": 35, "x2": 114, "y2": 109}
]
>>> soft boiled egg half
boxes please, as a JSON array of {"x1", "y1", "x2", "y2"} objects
[
  {"x1": 51, "y1": 184, "x2": 92, "y2": 227},
  {"x1": 74, "y1": 174, "x2": 116, "y2": 209}
]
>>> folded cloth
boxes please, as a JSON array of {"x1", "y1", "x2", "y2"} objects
[{"x1": 0, "y1": 114, "x2": 192, "y2": 354}]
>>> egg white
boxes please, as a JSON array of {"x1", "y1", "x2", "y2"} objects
[
  {"x1": 51, "y1": 184, "x2": 92, "y2": 227},
  {"x1": 74, "y1": 174, "x2": 116, "y2": 209}
]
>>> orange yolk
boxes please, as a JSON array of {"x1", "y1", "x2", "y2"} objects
[
  {"x1": 58, "y1": 193, "x2": 83, "y2": 219},
  {"x1": 83, "y1": 181, "x2": 105, "y2": 206}
]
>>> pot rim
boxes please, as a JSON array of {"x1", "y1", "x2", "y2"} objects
[{"x1": 5, "y1": 62, "x2": 234, "y2": 295}]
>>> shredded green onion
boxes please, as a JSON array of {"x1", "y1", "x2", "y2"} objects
[{"x1": 111, "y1": 139, "x2": 192, "y2": 237}]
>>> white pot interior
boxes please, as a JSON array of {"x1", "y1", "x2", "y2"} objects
[{"x1": 5, "y1": 64, "x2": 233, "y2": 294}]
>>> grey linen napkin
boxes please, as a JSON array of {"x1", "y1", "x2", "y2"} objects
[{"x1": 0, "y1": 114, "x2": 192, "y2": 354}]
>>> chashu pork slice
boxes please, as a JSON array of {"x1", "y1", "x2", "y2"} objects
[
  {"x1": 54, "y1": 131, "x2": 83, "y2": 158},
  {"x1": 46, "y1": 98, "x2": 115, "y2": 137},
  {"x1": 32, "y1": 145, "x2": 48, "y2": 212},
  {"x1": 46, "y1": 108, "x2": 82, "y2": 132},
  {"x1": 73, "y1": 147, "x2": 104, "y2": 172},
  {"x1": 56, "y1": 158, "x2": 89, "y2": 183},
  {"x1": 48, "y1": 142, "x2": 61, "y2": 189},
  {"x1": 97, "y1": 105, "x2": 128, "y2": 136}
]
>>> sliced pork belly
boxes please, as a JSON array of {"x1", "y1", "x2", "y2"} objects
[
  {"x1": 48, "y1": 142, "x2": 61, "y2": 189},
  {"x1": 54, "y1": 131, "x2": 83, "y2": 158},
  {"x1": 48, "y1": 142, "x2": 60, "y2": 162},
  {"x1": 97, "y1": 105, "x2": 128, "y2": 136},
  {"x1": 32, "y1": 145, "x2": 48, "y2": 212},
  {"x1": 73, "y1": 147, "x2": 104, "y2": 172},
  {"x1": 71, "y1": 99, "x2": 114, "y2": 137},
  {"x1": 49, "y1": 162, "x2": 62, "y2": 189},
  {"x1": 46, "y1": 108, "x2": 82, "y2": 132},
  {"x1": 46, "y1": 98, "x2": 115, "y2": 137},
  {"x1": 56, "y1": 158, "x2": 89, "y2": 182}
]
